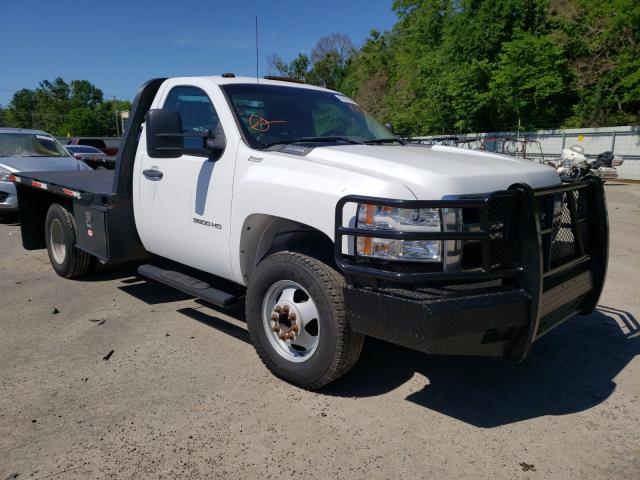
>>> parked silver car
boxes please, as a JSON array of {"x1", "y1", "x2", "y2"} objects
[{"x1": 0, "y1": 128, "x2": 91, "y2": 214}]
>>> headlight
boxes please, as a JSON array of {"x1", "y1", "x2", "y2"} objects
[
  {"x1": 355, "y1": 204, "x2": 442, "y2": 262},
  {"x1": 0, "y1": 173, "x2": 12, "y2": 182}
]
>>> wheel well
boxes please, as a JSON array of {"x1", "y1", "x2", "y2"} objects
[
  {"x1": 239, "y1": 214, "x2": 334, "y2": 283},
  {"x1": 17, "y1": 186, "x2": 72, "y2": 250}
]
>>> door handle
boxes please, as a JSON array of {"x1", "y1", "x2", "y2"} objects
[{"x1": 142, "y1": 168, "x2": 163, "y2": 179}]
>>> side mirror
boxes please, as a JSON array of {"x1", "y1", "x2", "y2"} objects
[
  {"x1": 205, "y1": 125, "x2": 226, "y2": 157},
  {"x1": 146, "y1": 109, "x2": 227, "y2": 159},
  {"x1": 146, "y1": 109, "x2": 183, "y2": 158}
]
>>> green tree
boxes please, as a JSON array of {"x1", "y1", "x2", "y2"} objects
[
  {"x1": 267, "y1": 53, "x2": 310, "y2": 80},
  {"x1": 6, "y1": 89, "x2": 38, "y2": 128},
  {"x1": 277, "y1": 0, "x2": 639, "y2": 135},
  {"x1": 552, "y1": 0, "x2": 640, "y2": 126},
  {"x1": 341, "y1": 30, "x2": 396, "y2": 122},
  {"x1": 307, "y1": 33, "x2": 355, "y2": 88},
  {"x1": 488, "y1": 33, "x2": 574, "y2": 130},
  {"x1": 5, "y1": 78, "x2": 129, "y2": 136},
  {"x1": 268, "y1": 34, "x2": 355, "y2": 90},
  {"x1": 35, "y1": 77, "x2": 71, "y2": 133}
]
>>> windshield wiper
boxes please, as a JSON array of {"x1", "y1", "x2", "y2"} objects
[
  {"x1": 363, "y1": 138, "x2": 405, "y2": 145},
  {"x1": 265, "y1": 136, "x2": 364, "y2": 148}
]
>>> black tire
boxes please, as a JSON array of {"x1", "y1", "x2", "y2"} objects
[
  {"x1": 246, "y1": 251, "x2": 363, "y2": 389},
  {"x1": 44, "y1": 203, "x2": 94, "y2": 279}
]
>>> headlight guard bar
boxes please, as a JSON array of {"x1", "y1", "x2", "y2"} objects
[{"x1": 334, "y1": 178, "x2": 603, "y2": 285}]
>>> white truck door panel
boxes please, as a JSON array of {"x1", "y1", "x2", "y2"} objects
[{"x1": 134, "y1": 80, "x2": 238, "y2": 280}]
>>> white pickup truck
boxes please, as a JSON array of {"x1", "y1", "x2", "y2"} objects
[{"x1": 11, "y1": 75, "x2": 609, "y2": 389}]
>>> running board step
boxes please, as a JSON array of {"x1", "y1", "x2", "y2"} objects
[{"x1": 137, "y1": 264, "x2": 238, "y2": 308}]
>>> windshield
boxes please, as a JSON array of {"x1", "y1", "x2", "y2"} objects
[
  {"x1": 221, "y1": 84, "x2": 394, "y2": 149},
  {"x1": 0, "y1": 133, "x2": 70, "y2": 158}
]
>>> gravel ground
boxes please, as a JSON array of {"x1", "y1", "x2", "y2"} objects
[{"x1": 1, "y1": 183, "x2": 638, "y2": 479}]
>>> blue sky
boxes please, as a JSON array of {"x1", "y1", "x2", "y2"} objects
[{"x1": 0, "y1": 0, "x2": 397, "y2": 106}]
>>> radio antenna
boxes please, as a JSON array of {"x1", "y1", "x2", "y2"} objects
[
  {"x1": 255, "y1": 16, "x2": 262, "y2": 149},
  {"x1": 255, "y1": 16, "x2": 259, "y2": 83}
]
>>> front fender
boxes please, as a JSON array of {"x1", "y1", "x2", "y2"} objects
[{"x1": 229, "y1": 151, "x2": 415, "y2": 284}]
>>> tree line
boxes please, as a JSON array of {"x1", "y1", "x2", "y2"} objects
[
  {"x1": 269, "y1": 0, "x2": 639, "y2": 136},
  {"x1": 2, "y1": 1, "x2": 636, "y2": 137},
  {"x1": 1, "y1": 78, "x2": 131, "y2": 137}
]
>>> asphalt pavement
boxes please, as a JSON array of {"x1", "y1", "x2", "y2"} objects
[{"x1": 1, "y1": 183, "x2": 638, "y2": 479}]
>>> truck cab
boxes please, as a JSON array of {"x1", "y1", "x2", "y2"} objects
[{"x1": 11, "y1": 75, "x2": 609, "y2": 389}]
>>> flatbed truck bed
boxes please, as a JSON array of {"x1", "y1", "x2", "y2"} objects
[{"x1": 14, "y1": 170, "x2": 116, "y2": 199}]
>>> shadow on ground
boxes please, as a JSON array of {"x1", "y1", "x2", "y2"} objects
[
  {"x1": 171, "y1": 294, "x2": 639, "y2": 428},
  {"x1": 104, "y1": 270, "x2": 640, "y2": 428},
  {"x1": 324, "y1": 307, "x2": 639, "y2": 428},
  {"x1": 0, "y1": 213, "x2": 20, "y2": 226}
]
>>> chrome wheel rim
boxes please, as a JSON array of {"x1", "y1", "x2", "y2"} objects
[
  {"x1": 49, "y1": 218, "x2": 66, "y2": 265},
  {"x1": 262, "y1": 280, "x2": 320, "y2": 362}
]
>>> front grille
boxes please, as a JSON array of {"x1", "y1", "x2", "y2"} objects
[
  {"x1": 462, "y1": 196, "x2": 518, "y2": 271},
  {"x1": 0, "y1": 192, "x2": 8, "y2": 203},
  {"x1": 487, "y1": 196, "x2": 517, "y2": 269},
  {"x1": 461, "y1": 187, "x2": 588, "y2": 274},
  {"x1": 536, "y1": 189, "x2": 588, "y2": 271}
]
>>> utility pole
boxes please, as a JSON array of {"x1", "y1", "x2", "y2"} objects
[{"x1": 113, "y1": 96, "x2": 120, "y2": 137}]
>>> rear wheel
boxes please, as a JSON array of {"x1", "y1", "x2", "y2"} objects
[
  {"x1": 246, "y1": 251, "x2": 363, "y2": 389},
  {"x1": 45, "y1": 203, "x2": 94, "y2": 278}
]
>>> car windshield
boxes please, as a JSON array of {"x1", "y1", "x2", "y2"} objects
[
  {"x1": 0, "y1": 133, "x2": 70, "y2": 158},
  {"x1": 221, "y1": 83, "x2": 395, "y2": 149}
]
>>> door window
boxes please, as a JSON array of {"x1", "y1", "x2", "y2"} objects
[{"x1": 163, "y1": 86, "x2": 220, "y2": 150}]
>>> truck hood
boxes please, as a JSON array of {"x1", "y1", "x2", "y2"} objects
[
  {"x1": 0, "y1": 156, "x2": 90, "y2": 173},
  {"x1": 304, "y1": 144, "x2": 560, "y2": 198}
]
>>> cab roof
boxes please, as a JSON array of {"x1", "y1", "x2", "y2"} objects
[{"x1": 169, "y1": 75, "x2": 340, "y2": 94}]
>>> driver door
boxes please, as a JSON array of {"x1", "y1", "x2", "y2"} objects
[{"x1": 135, "y1": 82, "x2": 236, "y2": 278}]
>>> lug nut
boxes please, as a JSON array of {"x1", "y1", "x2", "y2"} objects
[
  {"x1": 291, "y1": 324, "x2": 299, "y2": 333},
  {"x1": 274, "y1": 305, "x2": 282, "y2": 313},
  {"x1": 288, "y1": 313, "x2": 296, "y2": 321},
  {"x1": 282, "y1": 305, "x2": 290, "y2": 314},
  {"x1": 272, "y1": 325, "x2": 280, "y2": 332},
  {"x1": 271, "y1": 314, "x2": 279, "y2": 322}
]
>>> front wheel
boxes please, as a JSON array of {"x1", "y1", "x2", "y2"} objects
[{"x1": 246, "y1": 251, "x2": 363, "y2": 389}]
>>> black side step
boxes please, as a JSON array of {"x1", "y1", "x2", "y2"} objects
[{"x1": 137, "y1": 264, "x2": 238, "y2": 308}]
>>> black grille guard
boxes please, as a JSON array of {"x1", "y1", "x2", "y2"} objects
[{"x1": 335, "y1": 177, "x2": 609, "y2": 359}]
